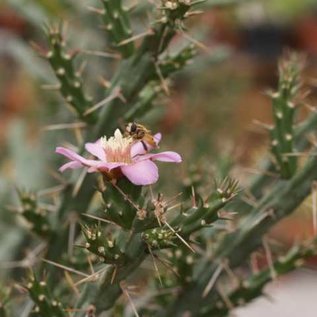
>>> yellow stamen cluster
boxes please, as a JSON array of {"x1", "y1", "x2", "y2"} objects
[{"x1": 101, "y1": 129, "x2": 133, "y2": 163}]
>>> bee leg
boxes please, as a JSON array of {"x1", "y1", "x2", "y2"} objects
[{"x1": 141, "y1": 140, "x2": 148, "y2": 151}]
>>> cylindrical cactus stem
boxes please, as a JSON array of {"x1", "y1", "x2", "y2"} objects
[
  {"x1": 124, "y1": 82, "x2": 163, "y2": 121},
  {"x1": 93, "y1": 233, "x2": 147, "y2": 313},
  {"x1": 160, "y1": 149, "x2": 317, "y2": 316},
  {"x1": 99, "y1": 0, "x2": 135, "y2": 58},
  {"x1": 45, "y1": 25, "x2": 96, "y2": 123},
  {"x1": 160, "y1": 44, "x2": 197, "y2": 77},
  {"x1": 16, "y1": 190, "x2": 52, "y2": 238},
  {"x1": 203, "y1": 238, "x2": 317, "y2": 316},
  {"x1": 26, "y1": 276, "x2": 66, "y2": 317},
  {"x1": 233, "y1": 110, "x2": 317, "y2": 214},
  {"x1": 269, "y1": 53, "x2": 304, "y2": 179}
]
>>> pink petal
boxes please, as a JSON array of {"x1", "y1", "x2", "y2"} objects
[
  {"x1": 85, "y1": 140, "x2": 106, "y2": 161},
  {"x1": 131, "y1": 141, "x2": 147, "y2": 157},
  {"x1": 96, "y1": 162, "x2": 126, "y2": 171},
  {"x1": 56, "y1": 147, "x2": 101, "y2": 168},
  {"x1": 56, "y1": 147, "x2": 88, "y2": 164},
  {"x1": 56, "y1": 146, "x2": 128, "y2": 175},
  {"x1": 139, "y1": 151, "x2": 182, "y2": 163},
  {"x1": 121, "y1": 160, "x2": 159, "y2": 185},
  {"x1": 153, "y1": 133, "x2": 162, "y2": 145},
  {"x1": 59, "y1": 161, "x2": 82, "y2": 172},
  {"x1": 86, "y1": 162, "x2": 125, "y2": 173}
]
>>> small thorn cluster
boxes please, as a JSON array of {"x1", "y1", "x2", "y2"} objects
[
  {"x1": 180, "y1": 178, "x2": 239, "y2": 235},
  {"x1": 26, "y1": 277, "x2": 65, "y2": 317},
  {"x1": 82, "y1": 225, "x2": 124, "y2": 264},
  {"x1": 160, "y1": 44, "x2": 197, "y2": 77},
  {"x1": 17, "y1": 191, "x2": 52, "y2": 238},
  {"x1": 142, "y1": 227, "x2": 177, "y2": 249},
  {"x1": 167, "y1": 247, "x2": 196, "y2": 284},
  {"x1": 102, "y1": 179, "x2": 142, "y2": 229},
  {"x1": 159, "y1": 0, "x2": 193, "y2": 26}
]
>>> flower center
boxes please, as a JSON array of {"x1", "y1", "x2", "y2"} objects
[{"x1": 101, "y1": 129, "x2": 133, "y2": 163}]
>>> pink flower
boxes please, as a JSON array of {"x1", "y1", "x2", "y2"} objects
[{"x1": 56, "y1": 129, "x2": 182, "y2": 185}]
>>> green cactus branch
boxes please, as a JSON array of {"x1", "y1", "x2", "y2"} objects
[
  {"x1": 26, "y1": 276, "x2": 66, "y2": 317},
  {"x1": 123, "y1": 82, "x2": 163, "y2": 121},
  {"x1": 101, "y1": 178, "x2": 142, "y2": 229},
  {"x1": 179, "y1": 178, "x2": 239, "y2": 235},
  {"x1": 53, "y1": 176, "x2": 236, "y2": 316},
  {"x1": 160, "y1": 149, "x2": 317, "y2": 316},
  {"x1": 82, "y1": 225, "x2": 125, "y2": 265},
  {"x1": 202, "y1": 238, "x2": 317, "y2": 316},
  {"x1": 17, "y1": 191, "x2": 52, "y2": 238},
  {"x1": 71, "y1": 214, "x2": 155, "y2": 314},
  {"x1": 69, "y1": 181, "x2": 234, "y2": 315},
  {"x1": 90, "y1": 0, "x2": 195, "y2": 136},
  {"x1": 232, "y1": 106, "x2": 317, "y2": 215},
  {"x1": 269, "y1": 53, "x2": 303, "y2": 179},
  {"x1": 231, "y1": 55, "x2": 311, "y2": 214},
  {"x1": 160, "y1": 45, "x2": 197, "y2": 77},
  {"x1": 46, "y1": 26, "x2": 96, "y2": 124},
  {"x1": 83, "y1": 177, "x2": 236, "y2": 314},
  {"x1": 99, "y1": 0, "x2": 135, "y2": 58},
  {"x1": 124, "y1": 45, "x2": 197, "y2": 121},
  {"x1": 93, "y1": 233, "x2": 147, "y2": 313}
]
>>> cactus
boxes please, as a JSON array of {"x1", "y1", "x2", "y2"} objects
[
  {"x1": 98, "y1": 0, "x2": 135, "y2": 58},
  {"x1": 269, "y1": 53, "x2": 304, "y2": 179},
  {"x1": 44, "y1": 25, "x2": 96, "y2": 124},
  {"x1": 202, "y1": 238, "x2": 317, "y2": 316},
  {"x1": 4, "y1": 1, "x2": 317, "y2": 317},
  {"x1": 26, "y1": 276, "x2": 66, "y2": 317},
  {"x1": 16, "y1": 191, "x2": 52, "y2": 238}
]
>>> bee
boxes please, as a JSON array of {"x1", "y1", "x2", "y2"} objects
[{"x1": 125, "y1": 122, "x2": 157, "y2": 151}]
